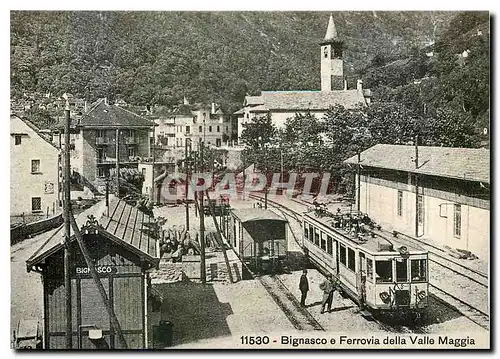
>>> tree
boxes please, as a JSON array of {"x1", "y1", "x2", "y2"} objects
[{"x1": 240, "y1": 114, "x2": 277, "y2": 149}]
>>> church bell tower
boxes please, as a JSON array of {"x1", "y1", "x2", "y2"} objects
[{"x1": 320, "y1": 15, "x2": 344, "y2": 92}]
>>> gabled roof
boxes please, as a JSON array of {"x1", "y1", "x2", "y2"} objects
[
  {"x1": 78, "y1": 99, "x2": 154, "y2": 128},
  {"x1": 26, "y1": 195, "x2": 159, "y2": 271},
  {"x1": 231, "y1": 208, "x2": 287, "y2": 223},
  {"x1": 344, "y1": 144, "x2": 490, "y2": 184},
  {"x1": 243, "y1": 90, "x2": 366, "y2": 112},
  {"x1": 10, "y1": 114, "x2": 59, "y2": 150}
]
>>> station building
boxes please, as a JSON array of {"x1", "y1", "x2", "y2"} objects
[
  {"x1": 344, "y1": 144, "x2": 490, "y2": 259},
  {"x1": 26, "y1": 195, "x2": 161, "y2": 349}
]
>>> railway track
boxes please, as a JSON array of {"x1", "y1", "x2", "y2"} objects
[
  {"x1": 259, "y1": 275, "x2": 324, "y2": 331},
  {"x1": 249, "y1": 193, "x2": 490, "y2": 330}
]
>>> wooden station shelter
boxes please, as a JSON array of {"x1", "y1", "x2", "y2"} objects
[{"x1": 26, "y1": 195, "x2": 160, "y2": 349}]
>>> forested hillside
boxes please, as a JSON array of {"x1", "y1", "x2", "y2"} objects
[{"x1": 11, "y1": 11, "x2": 456, "y2": 112}]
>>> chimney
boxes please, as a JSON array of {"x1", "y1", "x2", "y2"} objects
[
  {"x1": 211, "y1": 103, "x2": 216, "y2": 115},
  {"x1": 357, "y1": 79, "x2": 363, "y2": 91},
  {"x1": 343, "y1": 78, "x2": 348, "y2": 91}
]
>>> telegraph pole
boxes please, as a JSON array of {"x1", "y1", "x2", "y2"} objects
[
  {"x1": 199, "y1": 142, "x2": 206, "y2": 283},
  {"x1": 414, "y1": 134, "x2": 419, "y2": 237},
  {"x1": 63, "y1": 96, "x2": 72, "y2": 349},
  {"x1": 115, "y1": 129, "x2": 120, "y2": 197},
  {"x1": 357, "y1": 152, "x2": 361, "y2": 213},
  {"x1": 185, "y1": 139, "x2": 190, "y2": 230}
]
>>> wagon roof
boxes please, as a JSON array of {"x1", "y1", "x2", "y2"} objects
[
  {"x1": 26, "y1": 195, "x2": 159, "y2": 271},
  {"x1": 304, "y1": 212, "x2": 425, "y2": 254},
  {"x1": 231, "y1": 208, "x2": 288, "y2": 223}
]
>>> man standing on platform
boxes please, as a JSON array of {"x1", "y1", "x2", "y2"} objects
[
  {"x1": 299, "y1": 269, "x2": 309, "y2": 307},
  {"x1": 320, "y1": 274, "x2": 336, "y2": 313}
]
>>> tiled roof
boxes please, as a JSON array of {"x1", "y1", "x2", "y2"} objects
[
  {"x1": 26, "y1": 195, "x2": 159, "y2": 270},
  {"x1": 344, "y1": 144, "x2": 490, "y2": 184},
  {"x1": 231, "y1": 208, "x2": 287, "y2": 223},
  {"x1": 243, "y1": 90, "x2": 366, "y2": 112},
  {"x1": 79, "y1": 99, "x2": 154, "y2": 128}
]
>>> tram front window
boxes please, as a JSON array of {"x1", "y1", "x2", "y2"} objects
[
  {"x1": 396, "y1": 258, "x2": 408, "y2": 282},
  {"x1": 411, "y1": 259, "x2": 427, "y2": 282},
  {"x1": 375, "y1": 260, "x2": 392, "y2": 283}
]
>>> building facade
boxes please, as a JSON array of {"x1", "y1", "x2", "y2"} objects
[
  {"x1": 344, "y1": 144, "x2": 490, "y2": 259},
  {"x1": 153, "y1": 102, "x2": 232, "y2": 151},
  {"x1": 234, "y1": 15, "x2": 371, "y2": 140},
  {"x1": 53, "y1": 99, "x2": 154, "y2": 194},
  {"x1": 10, "y1": 114, "x2": 61, "y2": 216}
]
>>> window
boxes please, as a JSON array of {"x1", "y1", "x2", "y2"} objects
[
  {"x1": 15, "y1": 135, "x2": 22, "y2": 145},
  {"x1": 411, "y1": 259, "x2": 427, "y2": 282},
  {"x1": 367, "y1": 258, "x2": 373, "y2": 282},
  {"x1": 142, "y1": 168, "x2": 146, "y2": 177},
  {"x1": 209, "y1": 126, "x2": 212, "y2": 133},
  {"x1": 304, "y1": 225, "x2": 309, "y2": 241},
  {"x1": 186, "y1": 126, "x2": 190, "y2": 134},
  {"x1": 320, "y1": 232, "x2": 326, "y2": 251},
  {"x1": 323, "y1": 46, "x2": 328, "y2": 58},
  {"x1": 375, "y1": 260, "x2": 393, "y2": 283},
  {"x1": 97, "y1": 149, "x2": 105, "y2": 162},
  {"x1": 308, "y1": 224, "x2": 314, "y2": 242},
  {"x1": 397, "y1": 190, "x2": 403, "y2": 217},
  {"x1": 97, "y1": 167, "x2": 106, "y2": 178},
  {"x1": 347, "y1": 248, "x2": 355, "y2": 271},
  {"x1": 339, "y1": 244, "x2": 346, "y2": 266},
  {"x1": 314, "y1": 229, "x2": 320, "y2": 246},
  {"x1": 126, "y1": 129, "x2": 135, "y2": 138},
  {"x1": 417, "y1": 194, "x2": 424, "y2": 224},
  {"x1": 396, "y1": 258, "x2": 408, "y2": 282},
  {"x1": 128, "y1": 147, "x2": 136, "y2": 158},
  {"x1": 225, "y1": 126, "x2": 228, "y2": 133},
  {"x1": 32, "y1": 197, "x2": 42, "y2": 212},
  {"x1": 327, "y1": 236, "x2": 333, "y2": 255},
  {"x1": 31, "y1": 159, "x2": 41, "y2": 173},
  {"x1": 217, "y1": 125, "x2": 220, "y2": 132},
  {"x1": 199, "y1": 126, "x2": 202, "y2": 132},
  {"x1": 96, "y1": 129, "x2": 105, "y2": 138},
  {"x1": 454, "y1": 204, "x2": 461, "y2": 237}
]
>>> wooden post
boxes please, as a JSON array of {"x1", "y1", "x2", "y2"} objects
[
  {"x1": 185, "y1": 140, "x2": 190, "y2": 231},
  {"x1": 205, "y1": 190, "x2": 234, "y2": 283},
  {"x1": 63, "y1": 101, "x2": 72, "y2": 349},
  {"x1": 199, "y1": 142, "x2": 206, "y2": 283},
  {"x1": 357, "y1": 152, "x2": 361, "y2": 213},
  {"x1": 415, "y1": 135, "x2": 419, "y2": 237},
  {"x1": 115, "y1": 129, "x2": 120, "y2": 197},
  {"x1": 68, "y1": 214, "x2": 128, "y2": 349}
]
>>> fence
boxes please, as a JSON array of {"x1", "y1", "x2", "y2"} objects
[{"x1": 11, "y1": 213, "x2": 63, "y2": 245}]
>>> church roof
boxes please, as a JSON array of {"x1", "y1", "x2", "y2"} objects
[
  {"x1": 245, "y1": 90, "x2": 366, "y2": 112},
  {"x1": 324, "y1": 15, "x2": 339, "y2": 42}
]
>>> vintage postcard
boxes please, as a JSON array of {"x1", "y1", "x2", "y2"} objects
[{"x1": 10, "y1": 10, "x2": 490, "y2": 350}]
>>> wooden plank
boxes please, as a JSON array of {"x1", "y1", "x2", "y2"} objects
[
  {"x1": 104, "y1": 198, "x2": 123, "y2": 231},
  {"x1": 111, "y1": 200, "x2": 127, "y2": 235},
  {"x1": 116, "y1": 204, "x2": 133, "y2": 240}
]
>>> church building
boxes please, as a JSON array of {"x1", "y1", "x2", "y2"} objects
[{"x1": 234, "y1": 15, "x2": 372, "y2": 140}]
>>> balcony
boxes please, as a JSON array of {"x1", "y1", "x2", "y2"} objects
[
  {"x1": 125, "y1": 137, "x2": 139, "y2": 145},
  {"x1": 96, "y1": 137, "x2": 111, "y2": 145},
  {"x1": 96, "y1": 157, "x2": 115, "y2": 165}
]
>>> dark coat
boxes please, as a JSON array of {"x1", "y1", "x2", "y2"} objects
[{"x1": 299, "y1": 274, "x2": 309, "y2": 292}]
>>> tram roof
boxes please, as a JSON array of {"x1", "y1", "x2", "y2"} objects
[
  {"x1": 303, "y1": 212, "x2": 425, "y2": 254},
  {"x1": 231, "y1": 208, "x2": 288, "y2": 223},
  {"x1": 26, "y1": 195, "x2": 159, "y2": 270}
]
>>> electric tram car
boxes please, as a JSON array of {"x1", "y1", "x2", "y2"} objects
[
  {"x1": 228, "y1": 208, "x2": 288, "y2": 273},
  {"x1": 302, "y1": 211, "x2": 429, "y2": 319}
]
